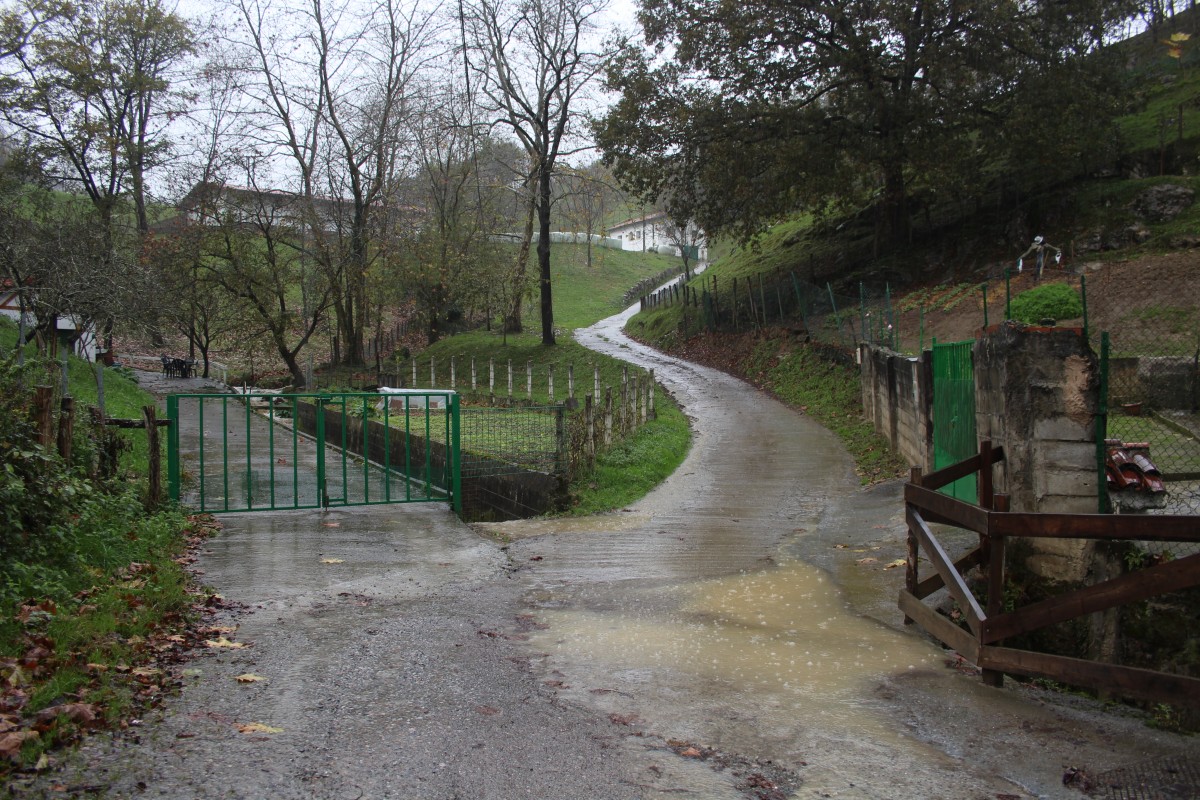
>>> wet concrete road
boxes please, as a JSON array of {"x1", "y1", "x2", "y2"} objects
[{"x1": 22, "y1": 324, "x2": 1199, "y2": 799}]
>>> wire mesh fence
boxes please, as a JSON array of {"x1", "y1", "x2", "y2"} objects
[
  {"x1": 640, "y1": 254, "x2": 1200, "y2": 532},
  {"x1": 1092, "y1": 263, "x2": 1200, "y2": 528},
  {"x1": 647, "y1": 265, "x2": 1093, "y2": 355}
]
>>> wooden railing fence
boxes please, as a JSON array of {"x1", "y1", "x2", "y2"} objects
[{"x1": 903, "y1": 440, "x2": 1200, "y2": 708}]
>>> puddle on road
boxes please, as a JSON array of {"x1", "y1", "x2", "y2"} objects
[{"x1": 527, "y1": 559, "x2": 946, "y2": 753}]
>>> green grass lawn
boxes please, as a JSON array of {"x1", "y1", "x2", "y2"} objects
[
  {"x1": 1108, "y1": 412, "x2": 1200, "y2": 476},
  {"x1": 527, "y1": 241, "x2": 681, "y2": 332}
]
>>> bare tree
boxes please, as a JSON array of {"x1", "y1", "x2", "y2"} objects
[
  {"x1": 191, "y1": 162, "x2": 333, "y2": 389},
  {"x1": 232, "y1": 0, "x2": 441, "y2": 366},
  {"x1": 462, "y1": 0, "x2": 611, "y2": 345}
]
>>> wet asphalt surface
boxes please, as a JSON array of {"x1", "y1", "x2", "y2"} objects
[{"x1": 11, "y1": 320, "x2": 1200, "y2": 799}]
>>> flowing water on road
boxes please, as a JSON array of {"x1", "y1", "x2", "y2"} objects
[
  {"x1": 479, "y1": 304, "x2": 1198, "y2": 798},
  {"x1": 22, "y1": 318, "x2": 1195, "y2": 800}
]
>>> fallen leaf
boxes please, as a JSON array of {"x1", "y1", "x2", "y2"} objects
[
  {"x1": 320, "y1": 558, "x2": 345, "y2": 564},
  {"x1": 235, "y1": 674, "x2": 266, "y2": 683},
  {"x1": 322, "y1": 522, "x2": 340, "y2": 528},
  {"x1": 680, "y1": 746, "x2": 702, "y2": 758},
  {"x1": 855, "y1": 557, "x2": 879, "y2": 565},
  {"x1": 34, "y1": 753, "x2": 49, "y2": 771},
  {"x1": 0, "y1": 730, "x2": 38, "y2": 761},
  {"x1": 236, "y1": 722, "x2": 282, "y2": 734},
  {"x1": 200, "y1": 625, "x2": 237, "y2": 635},
  {"x1": 205, "y1": 637, "x2": 248, "y2": 649},
  {"x1": 32, "y1": 703, "x2": 96, "y2": 727},
  {"x1": 608, "y1": 713, "x2": 641, "y2": 726},
  {"x1": 884, "y1": 559, "x2": 907, "y2": 569}
]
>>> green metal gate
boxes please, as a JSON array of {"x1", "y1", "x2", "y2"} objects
[
  {"x1": 166, "y1": 391, "x2": 461, "y2": 514},
  {"x1": 932, "y1": 340, "x2": 977, "y2": 501}
]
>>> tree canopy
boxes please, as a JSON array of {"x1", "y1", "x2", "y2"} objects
[{"x1": 596, "y1": 0, "x2": 1139, "y2": 246}]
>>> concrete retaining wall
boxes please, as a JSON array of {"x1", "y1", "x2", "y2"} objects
[
  {"x1": 861, "y1": 325, "x2": 1103, "y2": 582},
  {"x1": 859, "y1": 344, "x2": 933, "y2": 472}
]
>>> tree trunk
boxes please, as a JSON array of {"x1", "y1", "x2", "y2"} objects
[
  {"x1": 506, "y1": 192, "x2": 537, "y2": 333},
  {"x1": 883, "y1": 162, "x2": 911, "y2": 246},
  {"x1": 538, "y1": 168, "x2": 555, "y2": 346}
]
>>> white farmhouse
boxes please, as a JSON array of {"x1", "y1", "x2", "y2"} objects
[{"x1": 606, "y1": 211, "x2": 707, "y2": 262}]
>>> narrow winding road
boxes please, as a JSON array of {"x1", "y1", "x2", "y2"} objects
[{"x1": 23, "y1": 304, "x2": 1198, "y2": 799}]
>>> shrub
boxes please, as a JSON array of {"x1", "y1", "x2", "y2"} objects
[{"x1": 1009, "y1": 283, "x2": 1084, "y2": 324}]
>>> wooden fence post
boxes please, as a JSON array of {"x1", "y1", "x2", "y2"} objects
[
  {"x1": 648, "y1": 369, "x2": 656, "y2": 420},
  {"x1": 585, "y1": 394, "x2": 595, "y2": 461},
  {"x1": 472, "y1": 357, "x2": 478, "y2": 392},
  {"x1": 548, "y1": 364, "x2": 555, "y2": 403},
  {"x1": 34, "y1": 386, "x2": 53, "y2": 450},
  {"x1": 983, "y1": 492, "x2": 1009, "y2": 688},
  {"x1": 450, "y1": 357, "x2": 456, "y2": 390},
  {"x1": 526, "y1": 360, "x2": 533, "y2": 400},
  {"x1": 430, "y1": 357, "x2": 436, "y2": 387},
  {"x1": 568, "y1": 364, "x2": 575, "y2": 406},
  {"x1": 904, "y1": 466, "x2": 921, "y2": 626},
  {"x1": 57, "y1": 396, "x2": 74, "y2": 463},
  {"x1": 144, "y1": 405, "x2": 161, "y2": 509},
  {"x1": 593, "y1": 365, "x2": 600, "y2": 404}
]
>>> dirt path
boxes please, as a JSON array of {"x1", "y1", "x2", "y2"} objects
[{"x1": 13, "y1": 309, "x2": 1198, "y2": 799}]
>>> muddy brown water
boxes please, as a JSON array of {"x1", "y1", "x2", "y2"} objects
[{"x1": 15, "y1": 314, "x2": 1197, "y2": 799}]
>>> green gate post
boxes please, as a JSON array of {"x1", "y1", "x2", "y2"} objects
[
  {"x1": 166, "y1": 395, "x2": 179, "y2": 502},
  {"x1": 450, "y1": 393, "x2": 462, "y2": 515},
  {"x1": 316, "y1": 397, "x2": 328, "y2": 508},
  {"x1": 1098, "y1": 332, "x2": 1110, "y2": 514}
]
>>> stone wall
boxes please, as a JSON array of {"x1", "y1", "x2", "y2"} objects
[{"x1": 859, "y1": 344, "x2": 933, "y2": 471}]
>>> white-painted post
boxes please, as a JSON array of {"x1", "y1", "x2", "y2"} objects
[
  {"x1": 450, "y1": 357, "x2": 456, "y2": 390},
  {"x1": 594, "y1": 365, "x2": 600, "y2": 403},
  {"x1": 568, "y1": 364, "x2": 575, "y2": 405},
  {"x1": 430, "y1": 357, "x2": 436, "y2": 387},
  {"x1": 526, "y1": 360, "x2": 533, "y2": 400},
  {"x1": 507, "y1": 360, "x2": 513, "y2": 399},
  {"x1": 472, "y1": 357, "x2": 478, "y2": 391},
  {"x1": 548, "y1": 365, "x2": 555, "y2": 403},
  {"x1": 604, "y1": 387, "x2": 613, "y2": 447},
  {"x1": 412, "y1": 359, "x2": 417, "y2": 388}
]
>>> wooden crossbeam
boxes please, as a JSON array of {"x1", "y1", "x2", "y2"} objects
[
  {"x1": 979, "y1": 646, "x2": 1200, "y2": 710},
  {"x1": 989, "y1": 512, "x2": 1200, "y2": 542},
  {"x1": 983, "y1": 551, "x2": 1200, "y2": 643},
  {"x1": 908, "y1": 507, "x2": 986, "y2": 636},
  {"x1": 914, "y1": 546, "x2": 985, "y2": 599},
  {"x1": 918, "y1": 445, "x2": 1005, "y2": 491},
  {"x1": 898, "y1": 590, "x2": 979, "y2": 663},
  {"x1": 904, "y1": 484, "x2": 989, "y2": 534}
]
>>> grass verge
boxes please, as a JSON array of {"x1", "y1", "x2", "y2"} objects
[{"x1": 0, "y1": 323, "x2": 211, "y2": 775}]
